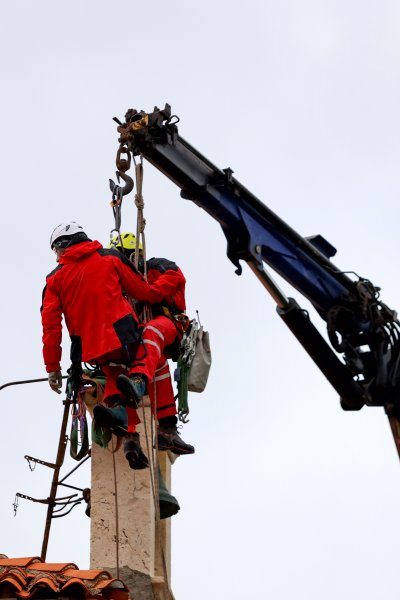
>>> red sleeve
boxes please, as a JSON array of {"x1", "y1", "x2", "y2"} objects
[
  {"x1": 147, "y1": 269, "x2": 185, "y2": 303},
  {"x1": 112, "y1": 255, "x2": 152, "y2": 301},
  {"x1": 41, "y1": 279, "x2": 63, "y2": 372}
]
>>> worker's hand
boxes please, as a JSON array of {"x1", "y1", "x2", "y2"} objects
[{"x1": 48, "y1": 370, "x2": 62, "y2": 394}]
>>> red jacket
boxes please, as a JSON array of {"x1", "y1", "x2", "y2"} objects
[
  {"x1": 146, "y1": 257, "x2": 186, "y2": 316},
  {"x1": 41, "y1": 240, "x2": 154, "y2": 372}
]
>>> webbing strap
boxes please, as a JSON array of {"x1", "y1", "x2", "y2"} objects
[
  {"x1": 175, "y1": 319, "x2": 199, "y2": 422},
  {"x1": 176, "y1": 359, "x2": 190, "y2": 423},
  {"x1": 70, "y1": 399, "x2": 89, "y2": 460}
]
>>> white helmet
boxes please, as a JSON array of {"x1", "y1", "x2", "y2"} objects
[{"x1": 50, "y1": 222, "x2": 87, "y2": 249}]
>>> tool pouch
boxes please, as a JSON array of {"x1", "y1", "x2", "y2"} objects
[{"x1": 188, "y1": 326, "x2": 211, "y2": 393}]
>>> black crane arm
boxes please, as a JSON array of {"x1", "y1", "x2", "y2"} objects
[{"x1": 113, "y1": 105, "x2": 400, "y2": 418}]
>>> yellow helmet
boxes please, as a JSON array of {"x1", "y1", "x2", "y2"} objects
[{"x1": 108, "y1": 232, "x2": 143, "y2": 252}]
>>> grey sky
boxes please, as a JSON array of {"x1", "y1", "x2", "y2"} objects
[{"x1": 1, "y1": 1, "x2": 400, "y2": 598}]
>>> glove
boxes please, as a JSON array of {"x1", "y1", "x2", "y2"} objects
[{"x1": 48, "y1": 370, "x2": 62, "y2": 394}]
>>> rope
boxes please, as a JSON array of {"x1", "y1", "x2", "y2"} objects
[
  {"x1": 133, "y1": 155, "x2": 152, "y2": 323},
  {"x1": 152, "y1": 387, "x2": 174, "y2": 600},
  {"x1": 133, "y1": 157, "x2": 172, "y2": 597},
  {"x1": 111, "y1": 436, "x2": 120, "y2": 579},
  {"x1": 109, "y1": 150, "x2": 172, "y2": 596},
  {"x1": 134, "y1": 156, "x2": 146, "y2": 273},
  {"x1": 141, "y1": 384, "x2": 174, "y2": 600}
]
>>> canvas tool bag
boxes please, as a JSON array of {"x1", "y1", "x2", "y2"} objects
[{"x1": 188, "y1": 325, "x2": 212, "y2": 392}]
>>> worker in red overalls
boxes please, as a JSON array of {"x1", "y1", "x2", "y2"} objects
[{"x1": 107, "y1": 233, "x2": 194, "y2": 459}]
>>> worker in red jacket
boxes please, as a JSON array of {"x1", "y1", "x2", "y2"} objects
[
  {"x1": 42, "y1": 223, "x2": 192, "y2": 470},
  {"x1": 107, "y1": 233, "x2": 194, "y2": 457}
]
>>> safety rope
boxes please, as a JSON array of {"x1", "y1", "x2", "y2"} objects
[
  {"x1": 108, "y1": 147, "x2": 173, "y2": 597},
  {"x1": 132, "y1": 159, "x2": 173, "y2": 597},
  {"x1": 141, "y1": 384, "x2": 174, "y2": 600},
  {"x1": 133, "y1": 156, "x2": 146, "y2": 274},
  {"x1": 111, "y1": 436, "x2": 120, "y2": 579},
  {"x1": 133, "y1": 156, "x2": 153, "y2": 324}
]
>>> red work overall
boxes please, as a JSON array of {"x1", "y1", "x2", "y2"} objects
[{"x1": 100, "y1": 316, "x2": 180, "y2": 431}]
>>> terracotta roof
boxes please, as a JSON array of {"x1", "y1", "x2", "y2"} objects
[{"x1": 0, "y1": 555, "x2": 129, "y2": 599}]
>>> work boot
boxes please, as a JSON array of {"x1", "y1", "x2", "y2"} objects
[
  {"x1": 123, "y1": 433, "x2": 149, "y2": 470},
  {"x1": 93, "y1": 403, "x2": 128, "y2": 437},
  {"x1": 117, "y1": 374, "x2": 146, "y2": 408},
  {"x1": 157, "y1": 426, "x2": 195, "y2": 455}
]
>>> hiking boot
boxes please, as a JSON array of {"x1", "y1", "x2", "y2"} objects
[
  {"x1": 157, "y1": 426, "x2": 195, "y2": 455},
  {"x1": 123, "y1": 433, "x2": 149, "y2": 470},
  {"x1": 117, "y1": 374, "x2": 146, "y2": 408},
  {"x1": 93, "y1": 403, "x2": 128, "y2": 437}
]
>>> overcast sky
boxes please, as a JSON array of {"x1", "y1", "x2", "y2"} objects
[{"x1": 1, "y1": 1, "x2": 400, "y2": 599}]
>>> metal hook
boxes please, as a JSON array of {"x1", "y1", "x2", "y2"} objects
[
  {"x1": 117, "y1": 170, "x2": 134, "y2": 196},
  {"x1": 109, "y1": 145, "x2": 135, "y2": 197},
  {"x1": 109, "y1": 170, "x2": 134, "y2": 198}
]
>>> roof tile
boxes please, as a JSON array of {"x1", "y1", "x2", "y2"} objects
[
  {"x1": 0, "y1": 556, "x2": 129, "y2": 599},
  {"x1": 0, "y1": 557, "x2": 41, "y2": 568},
  {"x1": 28, "y1": 562, "x2": 78, "y2": 572}
]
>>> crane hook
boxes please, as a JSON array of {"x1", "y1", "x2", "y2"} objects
[{"x1": 109, "y1": 171, "x2": 134, "y2": 199}]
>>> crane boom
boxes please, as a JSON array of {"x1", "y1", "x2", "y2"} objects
[{"x1": 113, "y1": 105, "x2": 400, "y2": 448}]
